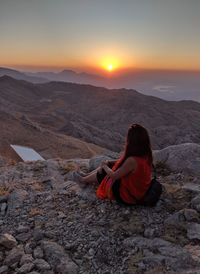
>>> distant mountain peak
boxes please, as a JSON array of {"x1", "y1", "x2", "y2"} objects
[
  {"x1": 59, "y1": 69, "x2": 77, "y2": 76},
  {"x1": 0, "y1": 75, "x2": 17, "y2": 81}
]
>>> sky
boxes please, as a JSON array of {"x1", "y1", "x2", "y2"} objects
[{"x1": 0, "y1": 0, "x2": 200, "y2": 73}]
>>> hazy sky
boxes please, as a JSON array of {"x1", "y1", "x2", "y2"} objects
[{"x1": 0, "y1": 0, "x2": 200, "y2": 72}]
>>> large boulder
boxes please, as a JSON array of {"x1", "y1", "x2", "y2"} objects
[{"x1": 153, "y1": 143, "x2": 200, "y2": 176}]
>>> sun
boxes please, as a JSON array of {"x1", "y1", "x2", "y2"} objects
[
  {"x1": 100, "y1": 57, "x2": 120, "y2": 72},
  {"x1": 107, "y1": 64, "x2": 113, "y2": 71}
]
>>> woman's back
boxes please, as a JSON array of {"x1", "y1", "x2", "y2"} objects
[{"x1": 119, "y1": 156, "x2": 152, "y2": 204}]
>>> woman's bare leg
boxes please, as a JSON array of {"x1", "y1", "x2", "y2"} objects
[{"x1": 82, "y1": 166, "x2": 102, "y2": 184}]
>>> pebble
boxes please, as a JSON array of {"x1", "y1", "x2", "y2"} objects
[
  {"x1": 1, "y1": 203, "x2": 7, "y2": 216},
  {"x1": 17, "y1": 263, "x2": 34, "y2": 273},
  {"x1": 34, "y1": 258, "x2": 51, "y2": 271},
  {"x1": 0, "y1": 265, "x2": 8, "y2": 274},
  {"x1": 0, "y1": 233, "x2": 17, "y2": 249}
]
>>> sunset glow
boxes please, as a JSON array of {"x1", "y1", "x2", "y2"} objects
[{"x1": 0, "y1": 1, "x2": 200, "y2": 72}]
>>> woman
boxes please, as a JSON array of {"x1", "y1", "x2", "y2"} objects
[{"x1": 77, "y1": 124, "x2": 153, "y2": 205}]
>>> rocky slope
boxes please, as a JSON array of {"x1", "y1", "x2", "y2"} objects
[
  {"x1": 0, "y1": 103, "x2": 106, "y2": 161},
  {"x1": 0, "y1": 76, "x2": 200, "y2": 154},
  {"x1": 0, "y1": 143, "x2": 200, "y2": 273}
]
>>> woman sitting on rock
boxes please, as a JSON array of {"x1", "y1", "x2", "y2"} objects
[{"x1": 76, "y1": 124, "x2": 153, "y2": 205}]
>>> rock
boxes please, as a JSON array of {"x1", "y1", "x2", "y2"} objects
[
  {"x1": 1, "y1": 203, "x2": 7, "y2": 216},
  {"x1": 33, "y1": 246, "x2": 44, "y2": 259},
  {"x1": 24, "y1": 242, "x2": 33, "y2": 254},
  {"x1": 187, "y1": 223, "x2": 200, "y2": 240},
  {"x1": 164, "y1": 210, "x2": 186, "y2": 228},
  {"x1": 0, "y1": 233, "x2": 17, "y2": 249},
  {"x1": 0, "y1": 155, "x2": 200, "y2": 273},
  {"x1": 16, "y1": 225, "x2": 30, "y2": 234},
  {"x1": 34, "y1": 258, "x2": 51, "y2": 271},
  {"x1": 153, "y1": 143, "x2": 200, "y2": 175},
  {"x1": 184, "y1": 209, "x2": 200, "y2": 222},
  {"x1": 4, "y1": 245, "x2": 24, "y2": 265},
  {"x1": 183, "y1": 181, "x2": 200, "y2": 195},
  {"x1": 17, "y1": 263, "x2": 34, "y2": 273},
  {"x1": 144, "y1": 228, "x2": 156, "y2": 238},
  {"x1": 164, "y1": 208, "x2": 199, "y2": 229},
  {"x1": 0, "y1": 265, "x2": 8, "y2": 274},
  {"x1": 124, "y1": 236, "x2": 170, "y2": 249},
  {"x1": 7, "y1": 190, "x2": 28, "y2": 213},
  {"x1": 124, "y1": 236, "x2": 196, "y2": 271},
  {"x1": 41, "y1": 240, "x2": 78, "y2": 274},
  {"x1": 20, "y1": 254, "x2": 34, "y2": 265},
  {"x1": 16, "y1": 232, "x2": 32, "y2": 243},
  {"x1": 191, "y1": 195, "x2": 200, "y2": 213},
  {"x1": 185, "y1": 244, "x2": 200, "y2": 264},
  {"x1": 33, "y1": 228, "x2": 44, "y2": 241}
]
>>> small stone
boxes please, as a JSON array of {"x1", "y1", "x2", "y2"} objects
[
  {"x1": 58, "y1": 211, "x2": 66, "y2": 219},
  {"x1": 4, "y1": 246, "x2": 24, "y2": 265},
  {"x1": 191, "y1": 195, "x2": 200, "y2": 213},
  {"x1": 10, "y1": 261, "x2": 18, "y2": 269},
  {"x1": 16, "y1": 232, "x2": 32, "y2": 243},
  {"x1": 144, "y1": 228, "x2": 156, "y2": 238},
  {"x1": 17, "y1": 263, "x2": 34, "y2": 273},
  {"x1": 33, "y1": 246, "x2": 43, "y2": 259},
  {"x1": 33, "y1": 229, "x2": 44, "y2": 241},
  {"x1": 187, "y1": 223, "x2": 200, "y2": 240},
  {"x1": 0, "y1": 233, "x2": 17, "y2": 249},
  {"x1": 184, "y1": 209, "x2": 200, "y2": 222},
  {"x1": 88, "y1": 248, "x2": 95, "y2": 257},
  {"x1": 45, "y1": 195, "x2": 52, "y2": 202},
  {"x1": 16, "y1": 225, "x2": 29, "y2": 234},
  {"x1": 1, "y1": 203, "x2": 7, "y2": 216},
  {"x1": 164, "y1": 210, "x2": 186, "y2": 228},
  {"x1": 24, "y1": 242, "x2": 32, "y2": 254},
  {"x1": 34, "y1": 258, "x2": 51, "y2": 271},
  {"x1": 20, "y1": 254, "x2": 34, "y2": 265},
  {"x1": 137, "y1": 261, "x2": 146, "y2": 271},
  {"x1": 0, "y1": 265, "x2": 8, "y2": 274}
]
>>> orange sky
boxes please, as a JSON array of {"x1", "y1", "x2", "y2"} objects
[{"x1": 1, "y1": 1, "x2": 200, "y2": 73}]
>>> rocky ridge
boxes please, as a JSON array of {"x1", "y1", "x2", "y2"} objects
[{"x1": 0, "y1": 143, "x2": 200, "y2": 273}]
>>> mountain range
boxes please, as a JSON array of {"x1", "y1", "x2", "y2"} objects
[
  {"x1": 0, "y1": 75, "x2": 199, "y2": 161},
  {"x1": 1, "y1": 67, "x2": 200, "y2": 102}
]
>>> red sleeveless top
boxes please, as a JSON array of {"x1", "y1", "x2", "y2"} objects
[{"x1": 119, "y1": 156, "x2": 152, "y2": 204}]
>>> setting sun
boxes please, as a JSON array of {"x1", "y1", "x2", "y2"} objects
[
  {"x1": 107, "y1": 64, "x2": 113, "y2": 71},
  {"x1": 100, "y1": 57, "x2": 120, "y2": 72}
]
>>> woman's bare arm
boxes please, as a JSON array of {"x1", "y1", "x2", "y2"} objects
[{"x1": 102, "y1": 157, "x2": 137, "y2": 181}]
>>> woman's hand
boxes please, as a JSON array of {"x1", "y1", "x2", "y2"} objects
[
  {"x1": 103, "y1": 157, "x2": 137, "y2": 181},
  {"x1": 101, "y1": 160, "x2": 109, "y2": 166}
]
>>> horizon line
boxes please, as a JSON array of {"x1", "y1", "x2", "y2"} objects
[{"x1": 1, "y1": 65, "x2": 200, "y2": 74}]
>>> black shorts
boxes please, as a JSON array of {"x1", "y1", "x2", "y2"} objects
[{"x1": 96, "y1": 165, "x2": 131, "y2": 205}]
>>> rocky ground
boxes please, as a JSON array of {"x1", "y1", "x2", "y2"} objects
[{"x1": 0, "y1": 144, "x2": 200, "y2": 274}]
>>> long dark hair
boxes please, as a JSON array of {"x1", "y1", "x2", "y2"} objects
[{"x1": 117, "y1": 124, "x2": 153, "y2": 168}]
